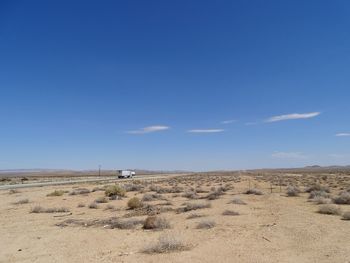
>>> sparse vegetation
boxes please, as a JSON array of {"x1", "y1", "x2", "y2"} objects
[
  {"x1": 31, "y1": 206, "x2": 69, "y2": 213},
  {"x1": 127, "y1": 197, "x2": 143, "y2": 209},
  {"x1": 342, "y1": 211, "x2": 350, "y2": 220},
  {"x1": 105, "y1": 185, "x2": 126, "y2": 197},
  {"x1": 286, "y1": 185, "x2": 300, "y2": 197},
  {"x1": 230, "y1": 197, "x2": 247, "y2": 205},
  {"x1": 196, "y1": 219, "x2": 216, "y2": 229},
  {"x1": 179, "y1": 202, "x2": 211, "y2": 213},
  {"x1": 77, "y1": 203, "x2": 85, "y2": 208},
  {"x1": 142, "y1": 233, "x2": 190, "y2": 254},
  {"x1": 333, "y1": 191, "x2": 350, "y2": 205},
  {"x1": 143, "y1": 216, "x2": 171, "y2": 230},
  {"x1": 186, "y1": 213, "x2": 205, "y2": 219},
  {"x1": 88, "y1": 202, "x2": 98, "y2": 209},
  {"x1": 244, "y1": 188, "x2": 263, "y2": 195},
  {"x1": 317, "y1": 204, "x2": 342, "y2": 215},
  {"x1": 47, "y1": 190, "x2": 65, "y2": 197},
  {"x1": 95, "y1": 196, "x2": 108, "y2": 203},
  {"x1": 222, "y1": 210, "x2": 239, "y2": 216},
  {"x1": 69, "y1": 188, "x2": 90, "y2": 195},
  {"x1": 13, "y1": 198, "x2": 29, "y2": 205}
]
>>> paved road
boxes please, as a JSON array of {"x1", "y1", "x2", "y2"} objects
[{"x1": 0, "y1": 174, "x2": 186, "y2": 190}]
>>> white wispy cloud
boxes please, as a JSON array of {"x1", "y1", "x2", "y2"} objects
[
  {"x1": 265, "y1": 112, "x2": 320, "y2": 123},
  {"x1": 188, "y1": 129, "x2": 225, "y2": 133},
  {"x1": 335, "y1": 133, "x2": 350, "y2": 137},
  {"x1": 127, "y1": 125, "x2": 170, "y2": 134},
  {"x1": 221, "y1": 119, "x2": 237, "y2": 124},
  {"x1": 271, "y1": 151, "x2": 308, "y2": 159}
]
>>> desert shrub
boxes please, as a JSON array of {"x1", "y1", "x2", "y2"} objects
[
  {"x1": 47, "y1": 190, "x2": 65, "y2": 197},
  {"x1": 180, "y1": 202, "x2": 211, "y2": 212},
  {"x1": 196, "y1": 219, "x2": 216, "y2": 229},
  {"x1": 95, "y1": 197, "x2": 108, "y2": 203},
  {"x1": 333, "y1": 192, "x2": 350, "y2": 205},
  {"x1": 142, "y1": 233, "x2": 189, "y2": 254},
  {"x1": 77, "y1": 203, "x2": 85, "y2": 208},
  {"x1": 309, "y1": 190, "x2": 330, "y2": 200},
  {"x1": 186, "y1": 213, "x2": 205, "y2": 219},
  {"x1": 342, "y1": 211, "x2": 350, "y2": 220},
  {"x1": 13, "y1": 198, "x2": 29, "y2": 205},
  {"x1": 206, "y1": 188, "x2": 225, "y2": 200},
  {"x1": 230, "y1": 197, "x2": 247, "y2": 205},
  {"x1": 92, "y1": 187, "x2": 105, "y2": 192},
  {"x1": 105, "y1": 185, "x2": 126, "y2": 197},
  {"x1": 127, "y1": 197, "x2": 143, "y2": 209},
  {"x1": 318, "y1": 204, "x2": 342, "y2": 215},
  {"x1": 69, "y1": 188, "x2": 90, "y2": 195},
  {"x1": 108, "y1": 218, "x2": 143, "y2": 229},
  {"x1": 31, "y1": 206, "x2": 69, "y2": 213},
  {"x1": 244, "y1": 188, "x2": 263, "y2": 195},
  {"x1": 143, "y1": 216, "x2": 171, "y2": 230},
  {"x1": 286, "y1": 186, "x2": 300, "y2": 197},
  {"x1": 88, "y1": 202, "x2": 98, "y2": 209},
  {"x1": 142, "y1": 193, "x2": 163, "y2": 202},
  {"x1": 9, "y1": 189, "x2": 20, "y2": 194},
  {"x1": 124, "y1": 184, "x2": 143, "y2": 192},
  {"x1": 311, "y1": 197, "x2": 332, "y2": 205},
  {"x1": 182, "y1": 190, "x2": 198, "y2": 199},
  {"x1": 105, "y1": 204, "x2": 115, "y2": 210},
  {"x1": 222, "y1": 210, "x2": 239, "y2": 216},
  {"x1": 305, "y1": 184, "x2": 330, "y2": 193}
]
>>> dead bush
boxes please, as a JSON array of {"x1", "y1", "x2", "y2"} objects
[
  {"x1": 318, "y1": 204, "x2": 342, "y2": 215},
  {"x1": 230, "y1": 197, "x2": 247, "y2": 205},
  {"x1": 179, "y1": 202, "x2": 211, "y2": 213},
  {"x1": 31, "y1": 206, "x2": 69, "y2": 213},
  {"x1": 186, "y1": 213, "x2": 205, "y2": 219},
  {"x1": 142, "y1": 193, "x2": 164, "y2": 202},
  {"x1": 70, "y1": 188, "x2": 90, "y2": 195},
  {"x1": 342, "y1": 211, "x2": 350, "y2": 220},
  {"x1": 88, "y1": 202, "x2": 99, "y2": 209},
  {"x1": 105, "y1": 185, "x2": 126, "y2": 197},
  {"x1": 222, "y1": 210, "x2": 239, "y2": 216},
  {"x1": 311, "y1": 197, "x2": 332, "y2": 204},
  {"x1": 77, "y1": 203, "x2": 85, "y2": 208},
  {"x1": 333, "y1": 192, "x2": 350, "y2": 205},
  {"x1": 286, "y1": 186, "x2": 300, "y2": 197},
  {"x1": 182, "y1": 190, "x2": 198, "y2": 199},
  {"x1": 124, "y1": 184, "x2": 143, "y2": 192},
  {"x1": 107, "y1": 218, "x2": 143, "y2": 229},
  {"x1": 143, "y1": 216, "x2": 171, "y2": 230},
  {"x1": 95, "y1": 197, "x2": 108, "y2": 203},
  {"x1": 142, "y1": 233, "x2": 189, "y2": 254},
  {"x1": 13, "y1": 198, "x2": 29, "y2": 205},
  {"x1": 127, "y1": 197, "x2": 143, "y2": 209},
  {"x1": 47, "y1": 190, "x2": 65, "y2": 197},
  {"x1": 105, "y1": 204, "x2": 115, "y2": 210},
  {"x1": 309, "y1": 190, "x2": 330, "y2": 200},
  {"x1": 244, "y1": 188, "x2": 263, "y2": 195},
  {"x1": 305, "y1": 184, "x2": 330, "y2": 193},
  {"x1": 196, "y1": 219, "x2": 216, "y2": 229}
]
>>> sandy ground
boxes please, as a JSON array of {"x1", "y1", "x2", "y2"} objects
[{"x1": 1, "y1": 174, "x2": 350, "y2": 263}]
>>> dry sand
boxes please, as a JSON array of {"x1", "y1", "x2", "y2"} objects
[{"x1": 1, "y1": 174, "x2": 350, "y2": 263}]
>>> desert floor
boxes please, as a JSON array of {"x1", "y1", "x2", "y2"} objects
[{"x1": 1, "y1": 173, "x2": 350, "y2": 263}]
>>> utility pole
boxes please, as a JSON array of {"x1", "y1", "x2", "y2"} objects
[{"x1": 99, "y1": 165, "x2": 101, "y2": 177}]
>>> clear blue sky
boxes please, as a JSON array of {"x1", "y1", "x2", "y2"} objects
[{"x1": 1, "y1": 0, "x2": 350, "y2": 171}]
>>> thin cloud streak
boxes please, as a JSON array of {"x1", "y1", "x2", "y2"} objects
[
  {"x1": 128, "y1": 125, "x2": 170, "y2": 134},
  {"x1": 188, "y1": 129, "x2": 225, "y2": 133},
  {"x1": 221, "y1": 119, "x2": 237, "y2": 124},
  {"x1": 265, "y1": 112, "x2": 320, "y2": 123},
  {"x1": 335, "y1": 133, "x2": 350, "y2": 137}
]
